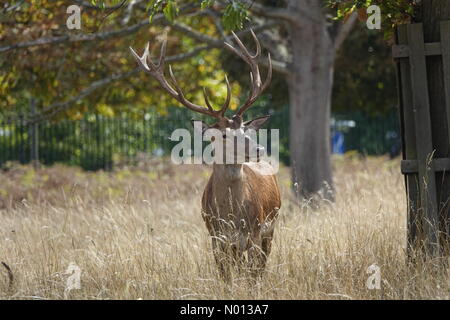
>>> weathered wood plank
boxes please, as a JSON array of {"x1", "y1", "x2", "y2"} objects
[
  {"x1": 440, "y1": 21, "x2": 450, "y2": 148},
  {"x1": 392, "y1": 44, "x2": 410, "y2": 58},
  {"x1": 392, "y1": 42, "x2": 442, "y2": 58},
  {"x1": 426, "y1": 42, "x2": 443, "y2": 56},
  {"x1": 401, "y1": 158, "x2": 450, "y2": 173},
  {"x1": 407, "y1": 23, "x2": 440, "y2": 254},
  {"x1": 439, "y1": 21, "x2": 450, "y2": 246},
  {"x1": 396, "y1": 25, "x2": 420, "y2": 251}
]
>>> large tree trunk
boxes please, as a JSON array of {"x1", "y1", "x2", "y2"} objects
[{"x1": 287, "y1": 2, "x2": 336, "y2": 201}]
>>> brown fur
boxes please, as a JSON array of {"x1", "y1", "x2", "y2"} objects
[{"x1": 201, "y1": 162, "x2": 281, "y2": 279}]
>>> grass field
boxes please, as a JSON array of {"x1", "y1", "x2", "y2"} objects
[{"x1": 0, "y1": 156, "x2": 448, "y2": 299}]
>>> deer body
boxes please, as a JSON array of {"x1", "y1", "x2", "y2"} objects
[
  {"x1": 202, "y1": 163, "x2": 280, "y2": 257},
  {"x1": 130, "y1": 30, "x2": 281, "y2": 279}
]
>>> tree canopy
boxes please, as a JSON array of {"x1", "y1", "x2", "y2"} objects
[
  {"x1": 1, "y1": 1, "x2": 256, "y2": 121},
  {"x1": 1, "y1": 0, "x2": 399, "y2": 122}
]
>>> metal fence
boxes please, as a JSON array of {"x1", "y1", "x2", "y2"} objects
[
  {"x1": 0, "y1": 103, "x2": 399, "y2": 170},
  {"x1": 0, "y1": 111, "x2": 186, "y2": 170}
]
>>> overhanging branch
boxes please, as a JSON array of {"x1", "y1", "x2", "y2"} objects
[
  {"x1": 246, "y1": 1, "x2": 324, "y2": 25},
  {"x1": 2, "y1": 0, "x2": 25, "y2": 13},
  {"x1": 27, "y1": 23, "x2": 289, "y2": 123},
  {"x1": 0, "y1": 18, "x2": 149, "y2": 53},
  {"x1": 0, "y1": 4, "x2": 194, "y2": 53},
  {"x1": 72, "y1": 0, "x2": 129, "y2": 10},
  {"x1": 28, "y1": 44, "x2": 211, "y2": 124},
  {"x1": 170, "y1": 22, "x2": 217, "y2": 44},
  {"x1": 247, "y1": 2, "x2": 299, "y2": 25},
  {"x1": 333, "y1": 11, "x2": 358, "y2": 52}
]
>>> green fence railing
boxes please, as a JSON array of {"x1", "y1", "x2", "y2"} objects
[{"x1": 0, "y1": 104, "x2": 400, "y2": 170}]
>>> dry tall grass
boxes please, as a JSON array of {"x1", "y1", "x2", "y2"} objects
[{"x1": 0, "y1": 156, "x2": 448, "y2": 299}]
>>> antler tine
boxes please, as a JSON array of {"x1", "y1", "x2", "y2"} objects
[
  {"x1": 130, "y1": 42, "x2": 158, "y2": 73},
  {"x1": 129, "y1": 44, "x2": 149, "y2": 70},
  {"x1": 262, "y1": 53, "x2": 272, "y2": 92},
  {"x1": 224, "y1": 42, "x2": 246, "y2": 63},
  {"x1": 143, "y1": 42, "x2": 154, "y2": 69},
  {"x1": 144, "y1": 42, "x2": 159, "y2": 71},
  {"x1": 156, "y1": 39, "x2": 167, "y2": 69},
  {"x1": 168, "y1": 65, "x2": 188, "y2": 101},
  {"x1": 203, "y1": 88, "x2": 215, "y2": 112},
  {"x1": 230, "y1": 30, "x2": 260, "y2": 60},
  {"x1": 202, "y1": 74, "x2": 232, "y2": 116},
  {"x1": 224, "y1": 30, "x2": 271, "y2": 117},
  {"x1": 249, "y1": 72, "x2": 256, "y2": 94},
  {"x1": 130, "y1": 42, "x2": 179, "y2": 99},
  {"x1": 249, "y1": 29, "x2": 261, "y2": 58},
  {"x1": 235, "y1": 53, "x2": 272, "y2": 117},
  {"x1": 221, "y1": 75, "x2": 231, "y2": 116}
]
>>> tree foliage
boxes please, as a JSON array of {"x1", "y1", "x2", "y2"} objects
[
  {"x1": 328, "y1": 0, "x2": 417, "y2": 36},
  {"x1": 0, "y1": 0, "x2": 244, "y2": 120},
  {"x1": 1, "y1": 0, "x2": 402, "y2": 122},
  {"x1": 333, "y1": 25, "x2": 397, "y2": 115}
]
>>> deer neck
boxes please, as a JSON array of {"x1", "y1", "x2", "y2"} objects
[
  {"x1": 211, "y1": 164, "x2": 246, "y2": 200},
  {"x1": 212, "y1": 163, "x2": 244, "y2": 182}
]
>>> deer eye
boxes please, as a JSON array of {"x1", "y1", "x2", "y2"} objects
[{"x1": 222, "y1": 134, "x2": 226, "y2": 139}]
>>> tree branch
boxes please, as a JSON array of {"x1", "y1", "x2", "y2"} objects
[
  {"x1": 333, "y1": 11, "x2": 358, "y2": 52},
  {"x1": 246, "y1": 2, "x2": 299, "y2": 25},
  {"x1": 122, "y1": 0, "x2": 145, "y2": 25},
  {"x1": 0, "y1": 4, "x2": 194, "y2": 53},
  {"x1": 28, "y1": 44, "x2": 215, "y2": 124},
  {"x1": 171, "y1": 21, "x2": 290, "y2": 74},
  {"x1": 245, "y1": 1, "x2": 324, "y2": 25},
  {"x1": 26, "y1": 23, "x2": 288, "y2": 123},
  {"x1": 170, "y1": 22, "x2": 217, "y2": 44},
  {"x1": 72, "y1": 0, "x2": 128, "y2": 10},
  {"x1": 261, "y1": 58, "x2": 291, "y2": 76},
  {"x1": 2, "y1": 0, "x2": 25, "y2": 13},
  {"x1": 0, "y1": 19, "x2": 147, "y2": 53},
  {"x1": 204, "y1": 9, "x2": 226, "y2": 38},
  {"x1": 27, "y1": 70, "x2": 137, "y2": 124}
]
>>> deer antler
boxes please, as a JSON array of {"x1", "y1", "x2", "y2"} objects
[
  {"x1": 130, "y1": 41, "x2": 230, "y2": 119},
  {"x1": 224, "y1": 29, "x2": 272, "y2": 117},
  {"x1": 130, "y1": 30, "x2": 271, "y2": 120}
]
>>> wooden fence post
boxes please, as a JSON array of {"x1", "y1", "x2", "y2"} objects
[{"x1": 393, "y1": 22, "x2": 450, "y2": 257}]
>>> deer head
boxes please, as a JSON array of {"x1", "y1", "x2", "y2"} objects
[{"x1": 130, "y1": 30, "x2": 272, "y2": 163}]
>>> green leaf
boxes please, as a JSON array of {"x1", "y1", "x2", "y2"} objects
[
  {"x1": 222, "y1": 3, "x2": 247, "y2": 30},
  {"x1": 201, "y1": 0, "x2": 215, "y2": 10},
  {"x1": 147, "y1": 0, "x2": 162, "y2": 23},
  {"x1": 163, "y1": 0, "x2": 179, "y2": 24}
]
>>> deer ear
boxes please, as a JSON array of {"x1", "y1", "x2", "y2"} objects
[
  {"x1": 243, "y1": 115, "x2": 271, "y2": 131},
  {"x1": 191, "y1": 119, "x2": 209, "y2": 134}
]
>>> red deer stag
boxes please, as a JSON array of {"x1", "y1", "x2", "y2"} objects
[{"x1": 130, "y1": 31, "x2": 281, "y2": 279}]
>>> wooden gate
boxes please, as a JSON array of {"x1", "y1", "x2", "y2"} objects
[{"x1": 393, "y1": 22, "x2": 450, "y2": 256}]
